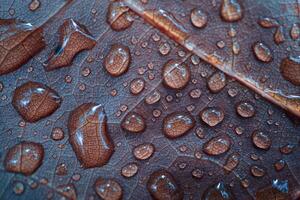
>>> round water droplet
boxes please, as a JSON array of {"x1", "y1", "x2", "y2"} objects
[
  {"x1": 189, "y1": 88, "x2": 202, "y2": 99},
  {"x1": 51, "y1": 127, "x2": 65, "y2": 141},
  {"x1": 200, "y1": 107, "x2": 224, "y2": 127},
  {"x1": 190, "y1": 8, "x2": 208, "y2": 28},
  {"x1": 207, "y1": 71, "x2": 226, "y2": 93},
  {"x1": 163, "y1": 112, "x2": 195, "y2": 139},
  {"x1": 121, "y1": 163, "x2": 138, "y2": 178},
  {"x1": 162, "y1": 60, "x2": 190, "y2": 90},
  {"x1": 104, "y1": 44, "x2": 130, "y2": 77},
  {"x1": 290, "y1": 23, "x2": 300, "y2": 40},
  {"x1": 256, "y1": 180, "x2": 290, "y2": 200},
  {"x1": 145, "y1": 90, "x2": 161, "y2": 105},
  {"x1": 236, "y1": 102, "x2": 255, "y2": 118},
  {"x1": 29, "y1": 0, "x2": 40, "y2": 11},
  {"x1": 203, "y1": 135, "x2": 231, "y2": 156},
  {"x1": 130, "y1": 78, "x2": 145, "y2": 95},
  {"x1": 220, "y1": 0, "x2": 243, "y2": 22},
  {"x1": 13, "y1": 181, "x2": 25, "y2": 195},
  {"x1": 280, "y1": 56, "x2": 300, "y2": 86},
  {"x1": 133, "y1": 143, "x2": 155, "y2": 160},
  {"x1": 274, "y1": 26, "x2": 285, "y2": 44},
  {"x1": 121, "y1": 112, "x2": 146, "y2": 133},
  {"x1": 192, "y1": 168, "x2": 204, "y2": 179},
  {"x1": 147, "y1": 169, "x2": 183, "y2": 200},
  {"x1": 159, "y1": 43, "x2": 171, "y2": 55},
  {"x1": 107, "y1": 2, "x2": 133, "y2": 31},
  {"x1": 250, "y1": 165, "x2": 265, "y2": 177},
  {"x1": 4, "y1": 142, "x2": 44, "y2": 176},
  {"x1": 253, "y1": 42, "x2": 272, "y2": 63},
  {"x1": 202, "y1": 182, "x2": 236, "y2": 200},
  {"x1": 252, "y1": 131, "x2": 271, "y2": 150},
  {"x1": 94, "y1": 178, "x2": 123, "y2": 200}
]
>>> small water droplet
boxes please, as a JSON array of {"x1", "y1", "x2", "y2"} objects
[
  {"x1": 236, "y1": 101, "x2": 255, "y2": 118},
  {"x1": 189, "y1": 88, "x2": 202, "y2": 99},
  {"x1": 200, "y1": 107, "x2": 224, "y2": 127},
  {"x1": 202, "y1": 182, "x2": 235, "y2": 199},
  {"x1": 130, "y1": 78, "x2": 145, "y2": 95},
  {"x1": 203, "y1": 135, "x2": 231, "y2": 156},
  {"x1": 224, "y1": 153, "x2": 239, "y2": 172},
  {"x1": 159, "y1": 42, "x2": 171, "y2": 55},
  {"x1": 258, "y1": 17, "x2": 279, "y2": 28},
  {"x1": 274, "y1": 26, "x2": 285, "y2": 44},
  {"x1": 29, "y1": 0, "x2": 40, "y2": 11},
  {"x1": 192, "y1": 168, "x2": 204, "y2": 179},
  {"x1": 121, "y1": 163, "x2": 138, "y2": 178},
  {"x1": 56, "y1": 163, "x2": 68, "y2": 176},
  {"x1": 290, "y1": 23, "x2": 300, "y2": 40},
  {"x1": 94, "y1": 178, "x2": 123, "y2": 200},
  {"x1": 190, "y1": 8, "x2": 208, "y2": 28},
  {"x1": 274, "y1": 159, "x2": 286, "y2": 171},
  {"x1": 145, "y1": 90, "x2": 161, "y2": 105},
  {"x1": 13, "y1": 181, "x2": 25, "y2": 195},
  {"x1": 207, "y1": 71, "x2": 226, "y2": 93},
  {"x1": 279, "y1": 144, "x2": 295, "y2": 154},
  {"x1": 280, "y1": 56, "x2": 300, "y2": 86},
  {"x1": 133, "y1": 143, "x2": 155, "y2": 160},
  {"x1": 250, "y1": 165, "x2": 266, "y2": 177},
  {"x1": 121, "y1": 112, "x2": 146, "y2": 133},
  {"x1": 56, "y1": 184, "x2": 77, "y2": 200},
  {"x1": 51, "y1": 127, "x2": 64, "y2": 141}
]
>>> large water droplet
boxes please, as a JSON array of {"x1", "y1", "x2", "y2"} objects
[
  {"x1": 220, "y1": 0, "x2": 243, "y2": 22},
  {"x1": 68, "y1": 103, "x2": 114, "y2": 168},
  {"x1": 207, "y1": 71, "x2": 226, "y2": 93},
  {"x1": 203, "y1": 135, "x2": 231, "y2": 156},
  {"x1": 107, "y1": 1, "x2": 133, "y2": 31},
  {"x1": 162, "y1": 60, "x2": 191, "y2": 90},
  {"x1": 202, "y1": 182, "x2": 236, "y2": 200},
  {"x1": 104, "y1": 44, "x2": 131, "y2": 77},
  {"x1": 253, "y1": 42, "x2": 272, "y2": 63},
  {"x1": 133, "y1": 143, "x2": 155, "y2": 160},
  {"x1": 147, "y1": 169, "x2": 183, "y2": 200},
  {"x1": 200, "y1": 107, "x2": 224, "y2": 127},
  {"x1": 121, "y1": 112, "x2": 146, "y2": 133},
  {"x1": 280, "y1": 56, "x2": 300, "y2": 86},
  {"x1": 4, "y1": 141, "x2": 44, "y2": 176},
  {"x1": 190, "y1": 8, "x2": 208, "y2": 28},
  {"x1": 12, "y1": 81, "x2": 61, "y2": 123},
  {"x1": 236, "y1": 101, "x2": 255, "y2": 118},
  {"x1": 252, "y1": 131, "x2": 271, "y2": 150},
  {"x1": 94, "y1": 178, "x2": 123, "y2": 200}
]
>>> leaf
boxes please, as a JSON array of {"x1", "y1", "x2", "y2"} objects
[{"x1": 0, "y1": 0, "x2": 300, "y2": 200}]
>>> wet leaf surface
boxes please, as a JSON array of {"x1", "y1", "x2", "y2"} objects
[{"x1": 0, "y1": 0, "x2": 300, "y2": 199}]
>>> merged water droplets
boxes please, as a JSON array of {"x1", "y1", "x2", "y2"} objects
[
  {"x1": 4, "y1": 141, "x2": 44, "y2": 176},
  {"x1": 220, "y1": 0, "x2": 243, "y2": 22},
  {"x1": 121, "y1": 112, "x2": 146, "y2": 133},
  {"x1": 68, "y1": 103, "x2": 114, "y2": 168},
  {"x1": 200, "y1": 107, "x2": 224, "y2": 127},
  {"x1": 280, "y1": 56, "x2": 300, "y2": 86},
  {"x1": 104, "y1": 44, "x2": 131, "y2": 77},
  {"x1": 12, "y1": 81, "x2": 62, "y2": 123},
  {"x1": 203, "y1": 135, "x2": 231, "y2": 156},
  {"x1": 147, "y1": 169, "x2": 183, "y2": 200},
  {"x1": 163, "y1": 112, "x2": 195, "y2": 139},
  {"x1": 253, "y1": 42, "x2": 272, "y2": 63},
  {"x1": 94, "y1": 178, "x2": 123, "y2": 200},
  {"x1": 133, "y1": 143, "x2": 155, "y2": 160},
  {"x1": 162, "y1": 60, "x2": 191, "y2": 90},
  {"x1": 190, "y1": 8, "x2": 208, "y2": 28},
  {"x1": 107, "y1": 1, "x2": 134, "y2": 31},
  {"x1": 252, "y1": 131, "x2": 271, "y2": 150}
]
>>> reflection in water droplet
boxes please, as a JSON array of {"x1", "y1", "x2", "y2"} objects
[
  {"x1": 190, "y1": 8, "x2": 208, "y2": 28},
  {"x1": 203, "y1": 135, "x2": 231, "y2": 156},
  {"x1": 253, "y1": 42, "x2": 272, "y2": 63},
  {"x1": 94, "y1": 178, "x2": 123, "y2": 200},
  {"x1": 252, "y1": 131, "x2": 271, "y2": 150},
  {"x1": 130, "y1": 78, "x2": 145, "y2": 95},
  {"x1": 220, "y1": 0, "x2": 243, "y2": 22},
  {"x1": 107, "y1": 1, "x2": 133, "y2": 31}
]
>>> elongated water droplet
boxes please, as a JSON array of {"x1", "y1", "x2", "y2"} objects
[
  {"x1": 203, "y1": 135, "x2": 231, "y2": 156},
  {"x1": 4, "y1": 141, "x2": 44, "y2": 176},
  {"x1": 121, "y1": 112, "x2": 146, "y2": 133},
  {"x1": 133, "y1": 143, "x2": 155, "y2": 160},
  {"x1": 253, "y1": 42, "x2": 272, "y2": 63},
  {"x1": 107, "y1": 1, "x2": 133, "y2": 31},
  {"x1": 274, "y1": 26, "x2": 285, "y2": 44},
  {"x1": 220, "y1": 0, "x2": 243, "y2": 22},
  {"x1": 104, "y1": 44, "x2": 131, "y2": 77},
  {"x1": 163, "y1": 112, "x2": 195, "y2": 139},
  {"x1": 202, "y1": 182, "x2": 236, "y2": 200},
  {"x1": 252, "y1": 131, "x2": 271, "y2": 150},
  {"x1": 290, "y1": 23, "x2": 300, "y2": 40},
  {"x1": 68, "y1": 103, "x2": 114, "y2": 168},
  {"x1": 236, "y1": 101, "x2": 255, "y2": 118},
  {"x1": 147, "y1": 169, "x2": 183, "y2": 200}
]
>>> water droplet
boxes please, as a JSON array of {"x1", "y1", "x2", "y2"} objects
[
  {"x1": 241, "y1": 179, "x2": 249, "y2": 188},
  {"x1": 147, "y1": 169, "x2": 183, "y2": 200},
  {"x1": 104, "y1": 44, "x2": 131, "y2": 77},
  {"x1": 202, "y1": 182, "x2": 235, "y2": 200},
  {"x1": 207, "y1": 71, "x2": 226, "y2": 93},
  {"x1": 258, "y1": 17, "x2": 279, "y2": 28},
  {"x1": 81, "y1": 67, "x2": 91, "y2": 77},
  {"x1": 12, "y1": 81, "x2": 61, "y2": 123},
  {"x1": 121, "y1": 163, "x2": 138, "y2": 178},
  {"x1": 280, "y1": 56, "x2": 300, "y2": 86},
  {"x1": 152, "y1": 109, "x2": 162, "y2": 118},
  {"x1": 121, "y1": 112, "x2": 146, "y2": 133},
  {"x1": 162, "y1": 60, "x2": 191, "y2": 90},
  {"x1": 163, "y1": 112, "x2": 195, "y2": 139},
  {"x1": 236, "y1": 101, "x2": 255, "y2": 118},
  {"x1": 279, "y1": 144, "x2": 295, "y2": 154},
  {"x1": 200, "y1": 107, "x2": 224, "y2": 127},
  {"x1": 252, "y1": 131, "x2": 271, "y2": 150},
  {"x1": 203, "y1": 135, "x2": 231, "y2": 156},
  {"x1": 217, "y1": 40, "x2": 226, "y2": 49},
  {"x1": 56, "y1": 184, "x2": 77, "y2": 200},
  {"x1": 55, "y1": 163, "x2": 68, "y2": 176},
  {"x1": 274, "y1": 26, "x2": 285, "y2": 44},
  {"x1": 274, "y1": 159, "x2": 286, "y2": 171},
  {"x1": 4, "y1": 141, "x2": 44, "y2": 175},
  {"x1": 152, "y1": 33, "x2": 161, "y2": 42},
  {"x1": 94, "y1": 178, "x2": 123, "y2": 200},
  {"x1": 29, "y1": 0, "x2": 40, "y2": 11},
  {"x1": 159, "y1": 42, "x2": 171, "y2": 55},
  {"x1": 189, "y1": 88, "x2": 202, "y2": 99},
  {"x1": 192, "y1": 168, "x2": 204, "y2": 179},
  {"x1": 220, "y1": 0, "x2": 243, "y2": 22},
  {"x1": 190, "y1": 8, "x2": 208, "y2": 28},
  {"x1": 13, "y1": 181, "x2": 25, "y2": 195},
  {"x1": 72, "y1": 173, "x2": 81, "y2": 181},
  {"x1": 224, "y1": 153, "x2": 239, "y2": 172},
  {"x1": 250, "y1": 165, "x2": 266, "y2": 177},
  {"x1": 133, "y1": 143, "x2": 155, "y2": 160},
  {"x1": 130, "y1": 78, "x2": 145, "y2": 95},
  {"x1": 68, "y1": 103, "x2": 114, "y2": 168},
  {"x1": 235, "y1": 126, "x2": 244, "y2": 135},
  {"x1": 290, "y1": 23, "x2": 300, "y2": 40},
  {"x1": 107, "y1": 1, "x2": 133, "y2": 31},
  {"x1": 51, "y1": 127, "x2": 64, "y2": 141},
  {"x1": 253, "y1": 42, "x2": 272, "y2": 63},
  {"x1": 256, "y1": 179, "x2": 289, "y2": 200},
  {"x1": 145, "y1": 90, "x2": 161, "y2": 105},
  {"x1": 232, "y1": 41, "x2": 240, "y2": 55}
]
